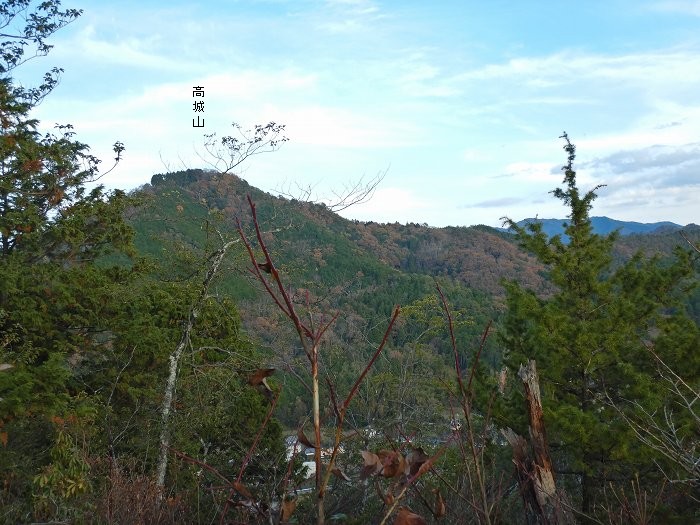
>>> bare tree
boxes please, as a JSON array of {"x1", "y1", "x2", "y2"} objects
[
  {"x1": 196, "y1": 122, "x2": 288, "y2": 174},
  {"x1": 156, "y1": 231, "x2": 241, "y2": 492},
  {"x1": 679, "y1": 230, "x2": 700, "y2": 255},
  {"x1": 236, "y1": 194, "x2": 400, "y2": 525},
  {"x1": 275, "y1": 168, "x2": 387, "y2": 212}
]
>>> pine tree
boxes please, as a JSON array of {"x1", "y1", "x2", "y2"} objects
[{"x1": 500, "y1": 134, "x2": 699, "y2": 517}]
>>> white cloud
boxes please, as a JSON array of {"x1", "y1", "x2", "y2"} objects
[
  {"x1": 462, "y1": 149, "x2": 492, "y2": 162},
  {"x1": 498, "y1": 161, "x2": 559, "y2": 183},
  {"x1": 70, "y1": 24, "x2": 185, "y2": 71},
  {"x1": 258, "y1": 104, "x2": 420, "y2": 148},
  {"x1": 339, "y1": 187, "x2": 429, "y2": 222},
  {"x1": 318, "y1": 0, "x2": 385, "y2": 33},
  {"x1": 462, "y1": 197, "x2": 524, "y2": 209},
  {"x1": 649, "y1": 0, "x2": 700, "y2": 16},
  {"x1": 453, "y1": 49, "x2": 700, "y2": 93}
]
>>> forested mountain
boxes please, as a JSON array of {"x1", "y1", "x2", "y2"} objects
[
  {"x1": 140, "y1": 169, "x2": 551, "y2": 299},
  {"x1": 139, "y1": 169, "x2": 700, "y2": 304},
  {"x1": 514, "y1": 215, "x2": 690, "y2": 238},
  {"x1": 133, "y1": 169, "x2": 700, "y2": 330},
  {"x1": 124, "y1": 168, "x2": 700, "y2": 521}
]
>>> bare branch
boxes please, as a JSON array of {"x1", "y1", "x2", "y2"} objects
[
  {"x1": 196, "y1": 122, "x2": 288, "y2": 174},
  {"x1": 275, "y1": 168, "x2": 388, "y2": 212}
]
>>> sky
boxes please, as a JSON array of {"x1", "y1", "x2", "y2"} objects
[{"x1": 10, "y1": 0, "x2": 700, "y2": 227}]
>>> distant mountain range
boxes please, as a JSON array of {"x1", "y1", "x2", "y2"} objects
[{"x1": 509, "y1": 216, "x2": 697, "y2": 239}]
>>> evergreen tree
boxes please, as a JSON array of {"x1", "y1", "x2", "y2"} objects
[
  {"x1": 0, "y1": 3, "x2": 134, "y2": 518},
  {"x1": 500, "y1": 134, "x2": 699, "y2": 518},
  {"x1": 0, "y1": 4, "x2": 280, "y2": 520}
]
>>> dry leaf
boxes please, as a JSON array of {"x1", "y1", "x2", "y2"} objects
[
  {"x1": 249, "y1": 368, "x2": 275, "y2": 400},
  {"x1": 406, "y1": 447, "x2": 429, "y2": 476},
  {"x1": 280, "y1": 498, "x2": 296, "y2": 522},
  {"x1": 394, "y1": 507, "x2": 427, "y2": 525},
  {"x1": 378, "y1": 449, "x2": 405, "y2": 478},
  {"x1": 331, "y1": 467, "x2": 351, "y2": 481},
  {"x1": 257, "y1": 261, "x2": 272, "y2": 273},
  {"x1": 248, "y1": 368, "x2": 275, "y2": 386},
  {"x1": 416, "y1": 454, "x2": 436, "y2": 477},
  {"x1": 433, "y1": 489, "x2": 446, "y2": 518},
  {"x1": 360, "y1": 450, "x2": 381, "y2": 478},
  {"x1": 0, "y1": 364, "x2": 13, "y2": 372},
  {"x1": 297, "y1": 427, "x2": 316, "y2": 449},
  {"x1": 0, "y1": 432, "x2": 7, "y2": 447}
]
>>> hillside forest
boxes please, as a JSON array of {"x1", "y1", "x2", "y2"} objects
[{"x1": 1, "y1": 3, "x2": 699, "y2": 524}]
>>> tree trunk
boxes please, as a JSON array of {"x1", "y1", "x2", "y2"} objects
[
  {"x1": 155, "y1": 240, "x2": 236, "y2": 493},
  {"x1": 581, "y1": 470, "x2": 590, "y2": 515},
  {"x1": 156, "y1": 329, "x2": 189, "y2": 489},
  {"x1": 504, "y1": 360, "x2": 573, "y2": 524},
  {"x1": 518, "y1": 360, "x2": 558, "y2": 511},
  {"x1": 311, "y1": 345, "x2": 325, "y2": 525}
]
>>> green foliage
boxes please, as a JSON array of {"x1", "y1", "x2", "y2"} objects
[
  {"x1": 32, "y1": 409, "x2": 96, "y2": 520},
  {"x1": 499, "y1": 134, "x2": 700, "y2": 517},
  {"x1": 0, "y1": 9, "x2": 290, "y2": 522},
  {"x1": 0, "y1": 40, "x2": 132, "y2": 521}
]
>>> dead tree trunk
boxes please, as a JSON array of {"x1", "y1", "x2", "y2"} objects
[
  {"x1": 155, "y1": 239, "x2": 238, "y2": 493},
  {"x1": 504, "y1": 360, "x2": 573, "y2": 524}
]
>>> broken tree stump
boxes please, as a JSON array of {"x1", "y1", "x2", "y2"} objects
[{"x1": 503, "y1": 360, "x2": 574, "y2": 524}]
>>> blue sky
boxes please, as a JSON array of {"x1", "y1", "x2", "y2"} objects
[{"x1": 12, "y1": 0, "x2": 700, "y2": 227}]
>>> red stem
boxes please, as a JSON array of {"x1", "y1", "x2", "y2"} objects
[
  {"x1": 342, "y1": 305, "x2": 401, "y2": 412},
  {"x1": 467, "y1": 319, "x2": 492, "y2": 393}
]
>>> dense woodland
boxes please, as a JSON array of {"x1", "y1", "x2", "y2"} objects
[{"x1": 2, "y1": 2, "x2": 700, "y2": 524}]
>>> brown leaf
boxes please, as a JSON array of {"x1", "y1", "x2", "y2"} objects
[
  {"x1": 406, "y1": 447, "x2": 429, "y2": 476},
  {"x1": 433, "y1": 489, "x2": 446, "y2": 519},
  {"x1": 259, "y1": 378, "x2": 275, "y2": 401},
  {"x1": 0, "y1": 432, "x2": 7, "y2": 447},
  {"x1": 280, "y1": 498, "x2": 296, "y2": 522},
  {"x1": 360, "y1": 450, "x2": 381, "y2": 478},
  {"x1": 394, "y1": 507, "x2": 427, "y2": 525},
  {"x1": 257, "y1": 261, "x2": 272, "y2": 273},
  {"x1": 0, "y1": 363, "x2": 13, "y2": 372},
  {"x1": 416, "y1": 453, "x2": 437, "y2": 477},
  {"x1": 378, "y1": 449, "x2": 405, "y2": 478},
  {"x1": 232, "y1": 480, "x2": 253, "y2": 500},
  {"x1": 297, "y1": 427, "x2": 316, "y2": 449},
  {"x1": 248, "y1": 368, "x2": 275, "y2": 386}
]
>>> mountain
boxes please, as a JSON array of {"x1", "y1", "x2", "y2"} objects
[
  {"x1": 132, "y1": 169, "x2": 699, "y2": 308},
  {"x1": 133, "y1": 169, "x2": 552, "y2": 302},
  {"x1": 513, "y1": 216, "x2": 687, "y2": 239},
  {"x1": 127, "y1": 170, "x2": 700, "y2": 392}
]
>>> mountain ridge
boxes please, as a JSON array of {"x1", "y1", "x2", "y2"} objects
[
  {"x1": 129, "y1": 169, "x2": 700, "y2": 349},
  {"x1": 511, "y1": 216, "x2": 695, "y2": 238}
]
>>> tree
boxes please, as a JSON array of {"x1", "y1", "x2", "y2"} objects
[
  {"x1": 1, "y1": 1, "x2": 82, "y2": 75},
  {"x1": 3, "y1": 4, "x2": 297, "y2": 522},
  {"x1": 499, "y1": 134, "x2": 699, "y2": 519},
  {"x1": 0, "y1": 2, "x2": 134, "y2": 519}
]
